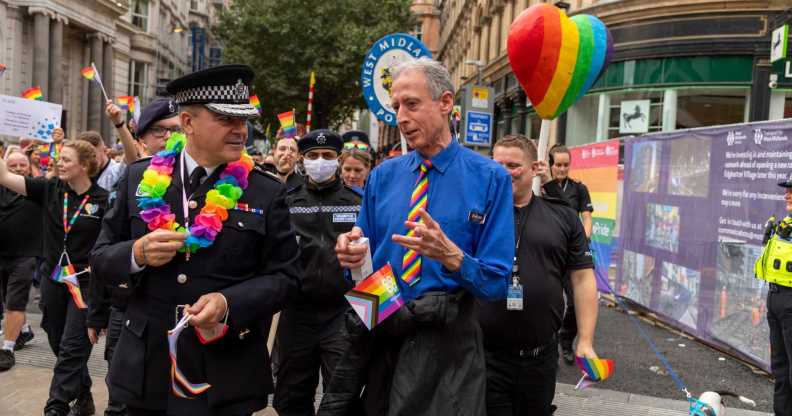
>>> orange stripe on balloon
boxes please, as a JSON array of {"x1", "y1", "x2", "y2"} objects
[
  {"x1": 529, "y1": 5, "x2": 562, "y2": 107},
  {"x1": 534, "y1": 11, "x2": 580, "y2": 118}
]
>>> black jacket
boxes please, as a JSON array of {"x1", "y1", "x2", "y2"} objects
[
  {"x1": 285, "y1": 176, "x2": 361, "y2": 317},
  {"x1": 90, "y1": 157, "x2": 301, "y2": 415}
]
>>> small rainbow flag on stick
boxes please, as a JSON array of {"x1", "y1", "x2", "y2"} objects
[
  {"x1": 22, "y1": 86, "x2": 43, "y2": 101},
  {"x1": 80, "y1": 62, "x2": 109, "y2": 101},
  {"x1": 117, "y1": 95, "x2": 133, "y2": 111},
  {"x1": 249, "y1": 95, "x2": 261, "y2": 112},
  {"x1": 0, "y1": 63, "x2": 7, "y2": 77},
  {"x1": 50, "y1": 264, "x2": 90, "y2": 310},
  {"x1": 132, "y1": 96, "x2": 141, "y2": 125},
  {"x1": 278, "y1": 110, "x2": 297, "y2": 138},
  {"x1": 345, "y1": 263, "x2": 405, "y2": 330},
  {"x1": 574, "y1": 356, "x2": 614, "y2": 390}
]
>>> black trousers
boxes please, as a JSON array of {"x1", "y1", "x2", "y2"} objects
[
  {"x1": 126, "y1": 408, "x2": 251, "y2": 416},
  {"x1": 484, "y1": 342, "x2": 559, "y2": 416},
  {"x1": 559, "y1": 278, "x2": 577, "y2": 349},
  {"x1": 40, "y1": 276, "x2": 93, "y2": 413},
  {"x1": 273, "y1": 306, "x2": 350, "y2": 416},
  {"x1": 768, "y1": 283, "x2": 792, "y2": 416},
  {"x1": 105, "y1": 306, "x2": 127, "y2": 415}
]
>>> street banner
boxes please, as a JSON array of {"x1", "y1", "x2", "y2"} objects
[
  {"x1": 569, "y1": 139, "x2": 620, "y2": 292},
  {"x1": 360, "y1": 33, "x2": 431, "y2": 126},
  {"x1": 617, "y1": 120, "x2": 792, "y2": 371},
  {"x1": 0, "y1": 94, "x2": 62, "y2": 142}
]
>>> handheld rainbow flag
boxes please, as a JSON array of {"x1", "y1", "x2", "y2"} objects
[
  {"x1": 168, "y1": 314, "x2": 212, "y2": 398},
  {"x1": 80, "y1": 62, "x2": 109, "y2": 101},
  {"x1": 49, "y1": 142, "x2": 61, "y2": 162},
  {"x1": 0, "y1": 63, "x2": 6, "y2": 77},
  {"x1": 117, "y1": 95, "x2": 133, "y2": 111},
  {"x1": 574, "y1": 356, "x2": 614, "y2": 390},
  {"x1": 80, "y1": 66, "x2": 96, "y2": 80},
  {"x1": 306, "y1": 71, "x2": 315, "y2": 132},
  {"x1": 278, "y1": 110, "x2": 297, "y2": 138},
  {"x1": 132, "y1": 96, "x2": 141, "y2": 125},
  {"x1": 21, "y1": 86, "x2": 43, "y2": 101},
  {"x1": 249, "y1": 95, "x2": 261, "y2": 112},
  {"x1": 345, "y1": 263, "x2": 405, "y2": 330},
  {"x1": 50, "y1": 263, "x2": 89, "y2": 309}
]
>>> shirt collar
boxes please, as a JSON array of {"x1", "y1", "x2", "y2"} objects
[
  {"x1": 183, "y1": 150, "x2": 219, "y2": 177},
  {"x1": 408, "y1": 139, "x2": 460, "y2": 174}
]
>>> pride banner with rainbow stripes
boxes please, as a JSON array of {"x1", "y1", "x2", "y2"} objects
[{"x1": 569, "y1": 139, "x2": 620, "y2": 292}]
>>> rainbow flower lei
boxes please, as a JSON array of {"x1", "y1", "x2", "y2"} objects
[{"x1": 136, "y1": 132, "x2": 254, "y2": 253}]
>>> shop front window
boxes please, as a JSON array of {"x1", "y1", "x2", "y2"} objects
[{"x1": 676, "y1": 88, "x2": 749, "y2": 129}]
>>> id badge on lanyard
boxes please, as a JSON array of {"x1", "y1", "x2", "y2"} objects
[{"x1": 506, "y1": 256, "x2": 523, "y2": 311}]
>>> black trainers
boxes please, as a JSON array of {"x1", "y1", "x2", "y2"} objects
[
  {"x1": 68, "y1": 392, "x2": 95, "y2": 416},
  {"x1": 15, "y1": 330, "x2": 34, "y2": 351},
  {"x1": 0, "y1": 349, "x2": 14, "y2": 371}
]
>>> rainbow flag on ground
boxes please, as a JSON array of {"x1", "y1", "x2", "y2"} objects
[
  {"x1": 22, "y1": 86, "x2": 43, "y2": 101},
  {"x1": 249, "y1": 95, "x2": 261, "y2": 112},
  {"x1": 81, "y1": 65, "x2": 96, "y2": 80},
  {"x1": 50, "y1": 263, "x2": 89, "y2": 310},
  {"x1": 574, "y1": 356, "x2": 614, "y2": 390},
  {"x1": 117, "y1": 95, "x2": 134, "y2": 111},
  {"x1": 345, "y1": 264, "x2": 404, "y2": 330},
  {"x1": 278, "y1": 110, "x2": 297, "y2": 138}
]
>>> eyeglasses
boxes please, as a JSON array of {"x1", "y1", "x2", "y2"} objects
[
  {"x1": 343, "y1": 142, "x2": 369, "y2": 151},
  {"x1": 148, "y1": 126, "x2": 182, "y2": 137}
]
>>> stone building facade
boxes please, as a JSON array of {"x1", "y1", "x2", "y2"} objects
[{"x1": 0, "y1": 0, "x2": 224, "y2": 144}]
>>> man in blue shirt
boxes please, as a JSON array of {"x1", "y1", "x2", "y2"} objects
[{"x1": 334, "y1": 57, "x2": 513, "y2": 416}]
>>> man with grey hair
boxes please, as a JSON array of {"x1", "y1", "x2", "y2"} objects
[{"x1": 329, "y1": 57, "x2": 514, "y2": 415}]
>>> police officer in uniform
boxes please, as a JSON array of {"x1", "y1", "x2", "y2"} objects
[
  {"x1": 756, "y1": 175, "x2": 792, "y2": 416},
  {"x1": 274, "y1": 129, "x2": 361, "y2": 416},
  {"x1": 543, "y1": 144, "x2": 594, "y2": 364},
  {"x1": 90, "y1": 64, "x2": 301, "y2": 416}
]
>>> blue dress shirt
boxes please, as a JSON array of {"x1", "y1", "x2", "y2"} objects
[{"x1": 357, "y1": 139, "x2": 514, "y2": 301}]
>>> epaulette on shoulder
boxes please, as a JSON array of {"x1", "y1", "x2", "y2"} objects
[
  {"x1": 542, "y1": 195, "x2": 572, "y2": 208},
  {"x1": 130, "y1": 156, "x2": 152, "y2": 166},
  {"x1": 252, "y1": 165, "x2": 282, "y2": 183}
]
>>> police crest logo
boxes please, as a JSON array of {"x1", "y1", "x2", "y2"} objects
[
  {"x1": 360, "y1": 33, "x2": 432, "y2": 126},
  {"x1": 168, "y1": 100, "x2": 176, "y2": 113},
  {"x1": 317, "y1": 133, "x2": 327, "y2": 144},
  {"x1": 235, "y1": 79, "x2": 245, "y2": 97}
]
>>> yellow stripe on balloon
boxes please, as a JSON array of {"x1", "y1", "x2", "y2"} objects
[{"x1": 534, "y1": 12, "x2": 580, "y2": 118}]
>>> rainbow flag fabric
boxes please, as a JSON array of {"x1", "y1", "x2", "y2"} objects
[
  {"x1": 574, "y1": 356, "x2": 614, "y2": 390},
  {"x1": 50, "y1": 263, "x2": 88, "y2": 310},
  {"x1": 81, "y1": 66, "x2": 96, "y2": 80},
  {"x1": 345, "y1": 263, "x2": 405, "y2": 330},
  {"x1": 22, "y1": 86, "x2": 43, "y2": 101},
  {"x1": 278, "y1": 110, "x2": 297, "y2": 138},
  {"x1": 249, "y1": 95, "x2": 261, "y2": 112},
  {"x1": 117, "y1": 96, "x2": 133, "y2": 111}
]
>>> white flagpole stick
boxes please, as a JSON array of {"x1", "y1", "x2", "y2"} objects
[
  {"x1": 91, "y1": 62, "x2": 110, "y2": 102},
  {"x1": 532, "y1": 118, "x2": 551, "y2": 195}
]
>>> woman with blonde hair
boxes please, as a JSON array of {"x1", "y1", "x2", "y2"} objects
[
  {"x1": 339, "y1": 149, "x2": 372, "y2": 190},
  {"x1": 0, "y1": 139, "x2": 109, "y2": 416}
]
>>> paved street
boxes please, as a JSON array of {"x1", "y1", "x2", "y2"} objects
[{"x1": 0, "y1": 301, "x2": 773, "y2": 416}]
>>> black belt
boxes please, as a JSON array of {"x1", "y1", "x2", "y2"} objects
[
  {"x1": 770, "y1": 283, "x2": 792, "y2": 292},
  {"x1": 487, "y1": 336, "x2": 558, "y2": 359}
]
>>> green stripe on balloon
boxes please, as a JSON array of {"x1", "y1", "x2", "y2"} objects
[{"x1": 554, "y1": 14, "x2": 594, "y2": 119}]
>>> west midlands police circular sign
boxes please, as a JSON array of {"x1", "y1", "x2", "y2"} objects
[{"x1": 361, "y1": 33, "x2": 432, "y2": 126}]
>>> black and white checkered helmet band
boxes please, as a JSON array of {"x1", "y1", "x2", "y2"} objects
[
  {"x1": 205, "y1": 103, "x2": 260, "y2": 118},
  {"x1": 174, "y1": 82, "x2": 249, "y2": 105}
]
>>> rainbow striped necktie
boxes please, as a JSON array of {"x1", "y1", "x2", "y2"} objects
[{"x1": 401, "y1": 159, "x2": 432, "y2": 286}]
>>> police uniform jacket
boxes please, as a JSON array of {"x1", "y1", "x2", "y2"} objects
[
  {"x1": 90, "y1": 156, "x2": 301, "y2": 415},
  {"x1": 285, "y1": 176, "x2": 361, "y2": 317}
]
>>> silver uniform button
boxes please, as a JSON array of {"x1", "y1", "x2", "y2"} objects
[
  {"x1": 188, "y1": 200, "x2": 197, "y2": 209},
  {"x1": 125, "y1": 319, "x2": 130, "y2": 327},
  {"x1": 238, "y1": 221, "x2": 244, "y2": 227},
  {"x1": 177, "y1": 273, "x2": 188, "y2": 284}
]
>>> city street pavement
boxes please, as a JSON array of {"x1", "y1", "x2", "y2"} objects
[{"x1": 0, "y1": 302, "x2": 773, "y2": 416}]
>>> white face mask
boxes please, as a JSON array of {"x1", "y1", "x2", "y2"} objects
[{"x1": 303, "y1": 158, "x2": 338, "y2": 183}]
